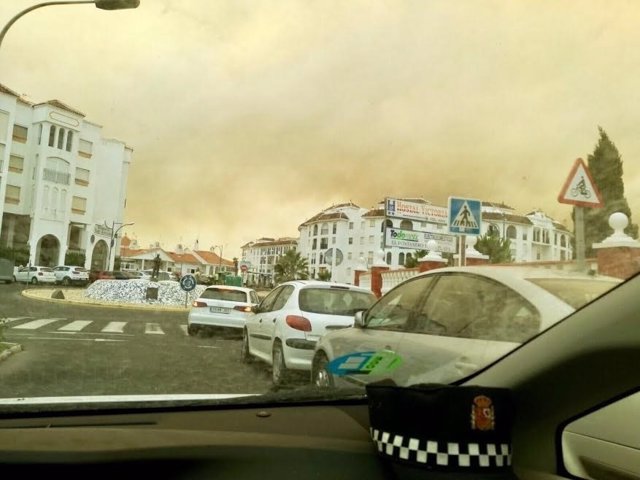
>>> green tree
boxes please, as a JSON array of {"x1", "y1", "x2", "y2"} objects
[
  {"x1": 274, "y1": 250, "x2": 309, "y2": 283},
  {"x1": 580, "y1": 127, "x2": 638, "y2": 256},
  {"x1": 317, "y1": 269, "x2": 331, "y2": 281},
  {"x1": 404, "y1": 250, "x2": 428, "y2": 268},
  {"x1": 475, "y1": 232, "x2": 512, "y2": 264}
]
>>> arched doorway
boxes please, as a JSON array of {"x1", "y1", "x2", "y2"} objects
[
  {"x1": 91, "y1": 240, "x2": 109, "y2": 271},
  {"x1": 36, "y1": 235, "x2": 60, "y2": 267}
]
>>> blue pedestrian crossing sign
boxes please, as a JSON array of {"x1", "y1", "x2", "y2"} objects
[{"x1": 448, "y1": 197, "x2": 482, "y2": 235}]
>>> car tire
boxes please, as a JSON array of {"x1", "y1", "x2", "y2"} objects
[
  {"x1": 312, "y1": 352, "x2": 335, "y2": 388},
  {"x1": 187, "y1": 324, "x2": 199, "y2": 336},
  {"x1": 30, "y1": 277, "x2": 38, "y2": 285},
  {"x1": 272, "y1": 340, "x2": 290, "y2": 386},
  {"x1": 62, "y1": 277, "x2": 71, "y2": 286},
  {"x1": 240, "y1": 329, "x2": 254, "y2": 364}
]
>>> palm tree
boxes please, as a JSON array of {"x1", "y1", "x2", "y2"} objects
[{"x1": 274, "y1": 250, "x2": 309, "y2": 283}]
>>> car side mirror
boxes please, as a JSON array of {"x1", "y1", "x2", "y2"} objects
[
  {"x1": 252, "y1": 305, "x2": 261, "y2": 314},
  {"x1": 354, "y1": 310, "x2": 366, "y2": 328}
]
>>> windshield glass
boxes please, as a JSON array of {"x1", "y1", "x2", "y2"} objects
[{"x1": 0, "y1": 1, "x2": 638, "y2": 408}]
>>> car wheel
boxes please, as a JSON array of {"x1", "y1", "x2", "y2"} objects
[
  {"x1": 312, "y1": 352, "x2": 335, "y2": 388},
  {"x1": 62, "y1": 277, "x2": 71, "y2": 286},
  {"x1": 240, "y1": 329, "x2": 254, "y2": 364},
  {"x1": 187, "y1": 324, "x2": 199, "y2": 336},
  {"x1": 272, "y1": 340, "x2": 290, "y2": 386},
  {"x1": 30, "y1": 277, "x2": 38, "y2": 285}
]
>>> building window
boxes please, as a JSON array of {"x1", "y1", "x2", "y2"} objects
[
  {"x1": 400, "y1": 219, "x2": 413, "y2": 230},
  {"x1": 367, "y1": 251, "x2": 374, "y2": 265},
  {"x1": 57, "y1": 128, "x2": 65, "y2": 149},
  {"x1": 348, "y1": 252, "x2": 353, "y2": 260},
  {"x1": 313, "y1": 224, "x2": 318, "y2": 236},
  {"x1": 368, "y1": 235, "x2": 374, "y2": 244},
  {"x1": 71, "y1": 196, "x2": 87, "y2": 214},
  {"x1": 44, "y1": 157, "x2": 71, "y2": 185},
  {"x1": 12, "y1": 125, "x2": 28, "y2": 143},
  {"x1": 75, "y1": 167, "x2": 90, "y2": 186},
  {"x1": 4, "y1": 185, "x2": 20, "y2": 205},
  {"x1": 348, "y1": 237, "x2": 353, "y2": 245},
  {"x1": 79, "y1": 139, "x2": 93, "y2": 158},
  {"x1": 332, "y1": 237, "x2": 336, "y2": 245},
  {"x1": 386, "y1": 252, "x2": 392, "y2": 264},
  {"x1": 8, "y1": 155, "x2": 24, "y2": 173},
  {"x1": 347, "y1": 222, "x2": 354, "y2": 230},
  {"x1": 488, "y1": 224, "x2": 500, "y2": 236},
  {"x1": 312, "y1": 239, "x2": 317, "y2": 250},
  {"x1": 370, "y1": 220, "x2": 375, "y2": 227},
  {"x1": 66, "y1": 131, "x2": 73, "y2": 152},
  {"x1": 523, "y1": 231, "x2": 528, "y2": 241},
  {"x1": 360, "y1": 221, "x2": 365, "y2": 230},
  {"x1": 321, "y1": 223, "x2": 329, "y2": 235},
  {"x1": 533, "y1": 228, "x2": 541, "y2": 242},
  {"x1": 320, "y1": 238, "x2": 328, "y2": 249},
  {"x1": 37, "y1": 124, "x2": 43, "y2": 145},
  {"x1": 399, "y1": 252, "x2": 405, "y2": 265},
  {"x1": 561, "y1": 235, "x2": 567, "y2": 247},
  {"x1": 506, "y1": 225, "x2": 517, "y2": 239},
  {"x1": 332, "y1": 223, "x2": 337, "y2": 234},
  {"x1": 48, "y1": 126, "x2": 56, "y2": 147}
]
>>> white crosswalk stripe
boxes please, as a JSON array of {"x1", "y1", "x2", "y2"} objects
[
  {"x1": 1, "y1": 317, "x2": 33, "y2": 324},
  {"x1": 102, "y1": 321, "x2": 127, "y2": 334},
  {"x1": 145, "y1": 323, "x2": 164, "y2": 335},
  {"x1": 58, "y1": 320, "x2": 93, "y2": 332},
  {"x1": 13, "y1": 318, "x2": 64, "y2": 330}
]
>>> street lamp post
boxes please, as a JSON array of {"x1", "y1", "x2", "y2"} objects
[
  {"x1": 105, "y1": 221, "x2": 133, "y2": 270},
  {"x1": 0, "y1": 0, "x2": 140, "y2": 52}
]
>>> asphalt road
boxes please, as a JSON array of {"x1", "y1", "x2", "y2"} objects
[{"x1": 0, "y1": 283, "x2": 290, "y2": 398}]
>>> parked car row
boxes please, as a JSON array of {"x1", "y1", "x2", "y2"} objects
[{"x1": 186, "y1": 266, "x2": 621, "y2": 389}]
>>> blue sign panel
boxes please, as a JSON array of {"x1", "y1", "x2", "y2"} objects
[
  {"x1": 448, "y1": 197, "x2": 482, "y2": 235},
  {"x1": 179, "y1": 274, "x2": 197, "y2": 292}
]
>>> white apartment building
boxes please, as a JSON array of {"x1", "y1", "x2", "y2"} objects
[
  {"x1": 241, "y1": 237, "x2": 298, "y2": 286},
  {"x1": 0, "y1": 84, "x2": 132, "y2": 270},
  {"x1": 297, "y1": 200, "x2": 574, "y2": 284}
]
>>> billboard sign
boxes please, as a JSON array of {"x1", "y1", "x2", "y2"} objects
[
  {"x1": 385, "y1": 198, "x2": 448, "y2": 224},
  {"x1": 385, "y1": 228, "x2": 456, "y2": 253}
]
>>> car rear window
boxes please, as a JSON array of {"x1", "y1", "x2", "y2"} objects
[
  {"x1": 527, "y1": 278, "x2": 620, "y2": 309},
  {"x1": 299, "y1": 288, "x2": 375, "y2": 316},
  {"x1": 201, "y1": 288, "x2": 247, "y2": 303}
]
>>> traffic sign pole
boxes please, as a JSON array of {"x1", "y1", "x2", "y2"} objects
[{"x1": 575, "y1": 206, "x2": 585, "y2": 271}]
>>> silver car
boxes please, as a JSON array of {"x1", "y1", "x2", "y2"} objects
[{"x1": 311, "y1": 266, "x2": 621, "y2": 388}]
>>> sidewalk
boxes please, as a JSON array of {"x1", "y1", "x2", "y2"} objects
[{"x1": 21, "y1": 288, "x2": 190, "y2": 312}]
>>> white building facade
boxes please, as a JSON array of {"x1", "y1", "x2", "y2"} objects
[
  {"x1": 0, "y1": 84, "x2": 132, "y2": 270},
  {"x1": 241, "y1": 237, "x2": 298, "y2": 286}
]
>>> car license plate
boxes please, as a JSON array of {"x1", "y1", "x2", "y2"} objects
[{"x1": 210, "y1": 307, "x2": 228, "y2": 314}]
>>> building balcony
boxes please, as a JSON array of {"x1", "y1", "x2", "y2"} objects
[{"x1": 43, "y1": 169, "x2": 70, "y2": 185}]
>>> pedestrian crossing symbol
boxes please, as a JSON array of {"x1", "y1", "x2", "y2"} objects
[{"x1": 448, "y1": 197, "x2": 482, "y2": 235}]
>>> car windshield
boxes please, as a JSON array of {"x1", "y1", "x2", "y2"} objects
[
  {"x1": 299, "y1": 288, "x2": 376, "y2": 316},
  {"x1": 0, "y1": 1, "x2": 638, "y2": 411},
  {"x1": 201, "y1": 288, "x2": 248, "y2": 303}
]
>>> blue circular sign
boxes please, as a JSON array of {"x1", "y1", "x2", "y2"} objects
[{"x1": 179, "y1": 274, "x2": 197, "y2": 292}]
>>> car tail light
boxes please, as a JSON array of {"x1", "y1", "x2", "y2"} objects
[
  {"x1": 233, "y1": 305, "x2": 252, "y2": 313},
  {"x1": 192, "y1": 301, "x2": 207, "y2": 308},
  {"x1": 286, "y1": 315, "x2": 312, "y2": 332}
]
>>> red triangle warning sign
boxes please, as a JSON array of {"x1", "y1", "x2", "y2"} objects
[{"x1": 558, "y1": 158, "x2": 603, "y2": 208}]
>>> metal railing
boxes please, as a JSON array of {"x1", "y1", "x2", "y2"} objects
[{"x1": 43, "y1": 168, "x2": 70, "y2": 185}]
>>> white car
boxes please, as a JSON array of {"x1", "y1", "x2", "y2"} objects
[
  {"x1": 13, "y1": 266, "x2": 57, "y2": 285},
  {"x1": 53, "y1": 265, "x2": 89, "y2": 286},
  {"x1": 241, "y1": 280, "x2": 377, "y2": 386},
  {"x1": 187, "y1": 285, "x2": 260, "y2": 335},
  {"x1": 311, "y1": 266, "x2": 621, "y2": 388}
]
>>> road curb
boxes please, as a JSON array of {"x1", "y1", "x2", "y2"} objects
[
  {"x1": 0, "y1": 343, "x2": 23, "y2": 363},
  {"x1": 20, "y1": 290, "x2": 189, "y2": 313}
]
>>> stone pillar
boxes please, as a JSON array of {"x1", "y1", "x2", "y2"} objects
[
  {"x1": 353, "y1": 256, "x2": 368, "y2": 286},
  {"x1": 593, "y1": 213, "x2": 640, "y2": 280},
  {"x1": 418, "y1": 240, "x2": 448, "y2": 272},
  {"x1": 370, "y1": 250, "x2": 389, "y2": 298}
]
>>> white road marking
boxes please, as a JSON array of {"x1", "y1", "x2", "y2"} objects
[
  {"x1": 198, "y1": 345, "x2": 220, "y2": 349},
  {"x1": 58, "y1": 320, "x2": 92, "y2": 332},
  {"x1": 180, "y1": 325, "x2": 188, "y2": 335},
  {"x1": 28, "y1": 337, "x2": 126, "y2": 342},
  {"x1": 102, "y1": 321, "x2": 126, "y2": 333},
  {"x1": 145, "y1": 323, "x2": 164, "y2": 335},
  {"x1": 12, "y1": 318, "x2": 64, "y2": 330}
]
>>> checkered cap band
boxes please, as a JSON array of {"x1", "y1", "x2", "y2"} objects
[{"x1": 370, "y1": 427, "x2": 512, "y2": 470}]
